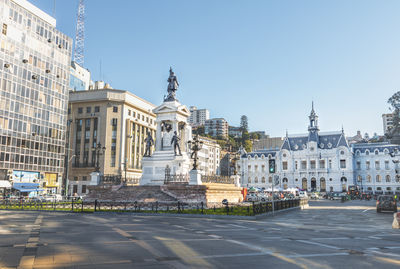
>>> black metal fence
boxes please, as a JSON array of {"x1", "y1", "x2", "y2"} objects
[{"x1": 0, "y1": 198, "x2": 306, "y2": 216}]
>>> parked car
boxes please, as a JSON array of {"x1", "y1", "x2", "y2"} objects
[
  {"x1": 330, "y1": 192, "x2": 345, "y2": 201},
  {"x1": 376, "y1": 195, "x2": 397, "y2": 213},
  {"x1": 246, "y1": 193, "x2": 259, "y2": 202},
  {"x1": 310, "y1": 193, "x2": 319, "y2": 200},
  {"x1": 44, "y1": 194, "x2": 63, "y2": 202}
]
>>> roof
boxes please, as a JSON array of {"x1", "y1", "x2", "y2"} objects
[
  {"x1": 242, "y1": 149, "x2": 279, "y2": 158},
  {"x1": 281, "y1": 131, "x2": 348, "y2": 151},
  {"x1": 352, "y1": 142, "x2": 400, "y2": 153}
]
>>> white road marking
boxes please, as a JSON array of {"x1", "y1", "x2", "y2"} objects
[
  {"x1": 229, "y1": 224, "x2": 248, "y2": 228},
  {"x1": 286, "y1": 252, "x2": 350, "y2": 258},
  {"x1": 296, "y1": 240, "x2": 342, "y2": 250},
  {"x1": 362, "y1": 209, "x2": 370, "y2": 212},
  {"x1": 311, "y1": 237, "x2": 349, "y2": 241}
]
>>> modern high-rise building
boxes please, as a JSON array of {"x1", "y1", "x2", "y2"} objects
[
  {"x1": 197, "y1": 136, "x2": 221, "y2": 175},
  {"x1": 382, "y1": 113, "x2": 394, "y2": 134},
  {"x1": 188, "y1": 106, "x2": 209, "y2": 127},
  {"x1": 67, "y1": 85, "x2": 156, "y2": 196},
  {"x1": 0, "y1": 0, "x2": 72, "y2": 195},
  {"x1": 204, "y1": 118, "x2": 228, "y2": 139}
]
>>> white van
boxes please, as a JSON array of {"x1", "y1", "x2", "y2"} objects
[{"x1": 299, "y1": 191, "x2": 308, "y2": 198}]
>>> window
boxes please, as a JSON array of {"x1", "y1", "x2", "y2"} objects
[
  {"x1": 319, "y1": 160, "x2": 325, "y2": 169},
  {"x1": 340, "y1": 160, "x2": 346, "y2": 169},
  {"x1": 254, "y1": 165, "x2": 258, "y2": 172},
  {"x1": 268, "y1": 177, "x2": 272, "y2": 183},
  {"x1": 82, "y1": 176, "x2": 87, "y2": 181},
  {"x1": 340, "y1": 150, "x2": 345, "y2": 155},
  {"x1": 262, "y1": 177, "x2": 266, "y2": 183},
  {"x1": 375, "y1": 161, "x2": 380, "y2": 170},
  {"x1": 282, "y1": 161, "x2": 288, "y2": 170},
  {"x1": 366, "y1": 161, "x2": 370, "y2": 170},
  {"x1": 2, "y1": 23, "x2": 7, "y2": 35},
  {"x1": 376, "y1": 175, "x2": 381, "y2": 182},
  {"x1": 356, "y1": 161, "x2": 361, "y2": 170},
  {"x1": 94, "y1": 106, "x2": 100, "y2": 112},
  {"x1": 310, "y1": 160, "x2": 316, "y2": 169},
  {"x1": 366, "y1": 150, "x2": 370, "y2": 156},
  {"x1": 81, "y1": 185, "x2": 87, "y2": 193},
  {"x1": 385, "y1": 160, "x2": 389, "y2": 170},
  {"x1": 128, "y1": 110, "x2": 131, "y2": 116},
  {"x1": 295, "y1": 161, "x2": 298, "y2": 170},
  {"x1": 248, "y1": 177, "x2": 251, "y2": 183},
  {"x1": 78, "y1": 107, "x2": 83, "y2": 114},
  {"x1": 328, "y1": 159, "x2": 332, "y2": 169},
  {"x1": 301, "y1": 161, "x2": 307, "y2": 170},
  {"x1": 261, "y1": 165, "x2": 265, "y2": 172},
  {"x1": 357, "y1": 175, "x2": 362, "y2": 182},
  {"x1": 86, "y1": 107, "x2": 91, "y2": 113},
  {"x1": 367, "y1": 175, "x2": 371, "y2": 182},
  {"x1": 113, "y1": 106, "x2": 118, "y2": 113},
  {"x1": 73, "y1": 185, "x2": 78, "y2": 194},
  {"x1": 255, "y1": 177, "x2": 258, "y2": 183},
  {"x1": 248, "y1": 165, "x2": 251, "y2": 171},
  {"x1": 375, "y1": 150, "x2": 379, "y2": 155},
  {"x1": 386, "y1": 175, "x2": 391, "y2": 182}
]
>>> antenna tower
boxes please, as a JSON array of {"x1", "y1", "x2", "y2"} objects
[{"x1": 74, "y1": 0, "x2": 85, "y2": 66}]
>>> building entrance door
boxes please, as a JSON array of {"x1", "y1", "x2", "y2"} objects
[
  {"x1": 320, "y1": 178, "x2": 326, "y2": 192},
  {"x1": 302, "y1": 178, "x2": 307, "y2": 190},
  {"x1": 311, "y1": 178, "x2": 316, "y2": 191}
]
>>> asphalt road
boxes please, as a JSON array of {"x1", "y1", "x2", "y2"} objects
[{"x1": 0, "y1": 200, "x2": 399, "y2": 268}]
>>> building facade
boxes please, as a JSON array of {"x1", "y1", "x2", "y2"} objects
[
  {"x1": 67, "y1": 88, "x2": 156, "y2": 196},
  {"x1": 69, "y1": 61, "x2": 90, "y2": 91},
  {"x1": 352, "y1": 142, "x2": 400, "y2": 195},
  {"x1": 228, "y1": 126, "x2": 242, "y2": 138},
  {"x1": 0, "y1": 0, "x2": 72, "y2": 195},
  {"x1": 197, "y1": 136, "x2": 221, "y2": 175},
  {"x1": 252, "y1": 136, "x2": 284, "y2": 151},
  {"x1": 239, "y1": 104, "x2": 354, "y2": 192},
  {"x1": 188, "y1": 106, "x2": 209, "y2": 127},
  {"x1": 205, "y1": 118, "x2": 228, "y2": 139},
  {"x1": 382, "y1": 113, "x2": 394, "y2": 134}
]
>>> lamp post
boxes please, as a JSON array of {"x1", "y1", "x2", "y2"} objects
[
  {"x1": 63, "y1": 119, "x2": 72, "y2": 197},
  {"x1": 92, "y1": 143, "x2": 106, "y2": 172}
]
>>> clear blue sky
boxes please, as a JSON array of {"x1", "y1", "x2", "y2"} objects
[{"x1": 33, "y1": 0, "x2": 400, "y2": 137}]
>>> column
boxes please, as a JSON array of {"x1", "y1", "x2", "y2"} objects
[{"x1": 155, "y1": 120, "x2": 162, "y2": 151}]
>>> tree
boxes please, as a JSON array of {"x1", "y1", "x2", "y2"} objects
[
  {"x1": 386, "y1": 91, "x2": 400, "y2": 144},
  {"x1": 240, "y1": 115, "x2": 248, "y2": 133}
]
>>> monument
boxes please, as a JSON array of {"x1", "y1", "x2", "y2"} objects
[{"x1": 140, "y1": 68, "x2": 192, "y2": 185}]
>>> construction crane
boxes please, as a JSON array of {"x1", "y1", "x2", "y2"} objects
[{"x1": 74, "y1": 0, "x2": 85, "y2": 66}]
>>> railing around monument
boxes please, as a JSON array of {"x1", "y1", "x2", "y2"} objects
[
  {"x1": 0, "y1": 198, "x2": 307, "y2": 216},
  {"x1": 164, "y1": 173, "x2": 189, "y2": 184},
  {"x1": 201, "y1": 175, "x2": 234, "y2": 184},
  {"x1": 100, "y1": 175, "x2": 122, "y2": 185}
]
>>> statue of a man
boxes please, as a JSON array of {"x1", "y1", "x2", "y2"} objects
[
  {"x1": 144, "y1": 131, "x2": 154, "y2": 157},
  {"x1": 166, "y1": 67, "x2": 179, "y2": 101},
  {"x1": 171, "y1": 131, "x2": 182, "y2": 156}
]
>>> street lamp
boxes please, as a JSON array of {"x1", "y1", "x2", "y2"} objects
[
  {"x1": 188, "y1": 132, "x2": 203, "y2": 170},
  {"x1": 92, "y1": 143, "x2": 106, "y2": 172}
]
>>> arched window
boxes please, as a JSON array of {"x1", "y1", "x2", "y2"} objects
[
  {"x1": 384, "y1": 149, "x2": 389, "y2": 155},
  {"x1": 268, "y1": 176, "x2": 272, "y2": 183},
  {"x1": 375, "y1": 150, "x2": 379, "y2": 155},
  {"x1": 255, "y1": 177, "x2": 258, "y2": 183},
  {"x1": 262, "y1": 177, "x2": 266, "y2": 183},
  {"x1": 357, "y1": 175, "x2": 362, "y2": 182},
  {"x1": 283, "y1": 178, "x2": 288, "y2": 183},
  {"x1": 386, "y1": 175, "x2": 391, "y2": 182},
  {"x1": 356, "y1": 150, "x2": 361, "y2": 156},
  {"x1": 255, "y1": 155, "x2": 258, "y2": 160},
  {"x1": 366, "y1": 175, "x2": 371, "y2": 182},
  {"x1": 248, "y1": 177, "x2": 251, "y2": 183},
  {"x1": 248, "y1": 156, "x2": 251, "y2": 160},
  {"x1": 376, "y1": 175, "x2": 381, "y2": 182},
  {"x1": 365, "y1": 150, "x2": 370, "y2": 156},
  {"x1": 261, "y1": 155, "x2": 265, "y2": 159}
]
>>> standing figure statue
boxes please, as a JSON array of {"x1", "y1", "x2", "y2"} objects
[
  {"x1": 144, "y1": 131, "x2": 154, "y2": 157},
  {"x1": 171, "y1": 131, "x2": 182, "y2": 156},
  {"x1": 166, "y1": 67, "x2": 179, "y2": 101}
]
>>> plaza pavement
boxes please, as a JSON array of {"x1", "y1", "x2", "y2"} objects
[{"x1": 0, "y1": 200, "x2": 399, "y2": 268}]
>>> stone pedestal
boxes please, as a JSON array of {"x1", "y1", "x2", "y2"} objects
[
  {"x1": 89, "y1": 171, "x2": 101, "y2": 186},
  {"x1": 231, "y1": 175, "x2": 241, "y2": 187},
  {"x1": 140, "y1": 99, "x2": 192, "y2": 185},
  {"x1": 189, "y1": 170, "x2": 202, "y2": 185}
]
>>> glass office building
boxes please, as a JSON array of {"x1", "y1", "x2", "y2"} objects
[{"x1": 0, "y1": 0, "x2": 72, "y2": 194}]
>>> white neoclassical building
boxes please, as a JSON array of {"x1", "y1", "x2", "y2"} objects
[
  {"x1": 239, "y1": 104, "x2": 354, "y2": 192},
  {"x1": 352, "y1": 143, "x2": 400, "y2": 195}
]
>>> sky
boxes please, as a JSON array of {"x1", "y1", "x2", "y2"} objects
[{"x1": 32, "y1": 0, "x2": 400, "y2": 137}]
